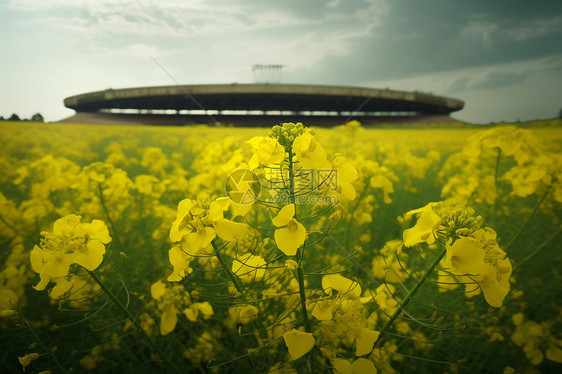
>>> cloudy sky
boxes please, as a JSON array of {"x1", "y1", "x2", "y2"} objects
[{"x1": 1, "y1": 0, "x2": 561, "y2": 124}]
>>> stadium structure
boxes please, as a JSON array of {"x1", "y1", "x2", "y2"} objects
[{"x1": 60, "y1": 83, "x2": 464, "y2": 126}]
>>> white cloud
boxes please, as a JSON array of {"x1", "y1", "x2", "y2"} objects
[
  {"x1": 92, "y1": 43, "x2": 169, "y2": 57},
  {"x1": 460, "y1": 21, "x2": 499, "y2": 46},
  {"x1": 7, "y1": 0, "x2": 390, "y2": 36},
  {"x1": 501, "y1": 16, "x2": 562, "y2": 41},
  {"x1": 7, "y1": 0, "x2": 345, "y2": 37},
  {"x1": 365, "y1": 55, "x2": 562, "y2": 123},
  {"x1": 8, "y1": 0, "x2": 390, "y2": 70},
  {"x1": 369, "y1": 55, "x2": 562, "y2": 94},
  {"x1": 459, "y1": 15, "x2": 562, "y2": 46}
]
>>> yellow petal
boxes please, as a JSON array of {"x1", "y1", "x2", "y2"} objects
[
  {"x1": 84, "y1": 220, "x2": 111, "y2": 244},
  {"x1": 332, "y1": 155, "x2": 358, "y2": 182},
  {"x1": 214, "y1": 219, "x2": 246, "y2": 242},
  {"x1": 331, "y1": 358, "x2": 353, "y2": 374},
  {"x1": 232, "y1": 254, "x2": 267, "y2": 283},
  {"x1": 272, "y1": 204, "x2": 295, "y2": 227},
  {"x1": 160, "y1": 305, "x2": 178, "y2": 335},
  {"x1": 150, "y1": 281, "x2": 166, "y2": 300},
  {"x1": 196, "y1": 301, "x2": 214, "y2": 318},
  {"x1": 43, "y1": 253, "x2": 71, "y2": 278},
  {"x1": 208, "y1": 197, "x2": 230, "y2": 222},
  {"x1": 351, "y1": 358, "x2": 377, "y2": 373},
  {"x1": 49, "y1": 277, "x2": 74, "y2": 299},
  {"x1": 167, "y1": 246, "x2": 191, "y2": 282},
  {"x1": 546, "y1": 343, "x2": 562, "y2": 363},
  {"x1": 33, "y1": 273, "x2": 51, "y2": 291},
  {"x1": 71, "y1": 240, "x2": 105, "y2": 271},
  {"x1": 446, "y1": 237, "x2": 487, "y2": 276},
  {"x1": 403, "y1": 203, "x2": 441, "y2": 247},
  {"x1": 339, "y1": 182, "x2": 356, "y2": 200},
  {"x1": 239, "y1": 305, "x2": 259, "y2": 324},
  {"x1": 355, "y1": 327, "x2": 380, "y2": 356},
  {"x1": 230, "y1": 199, "x2": 253, "y2": 217},
  {"x1": 30, "y1": 246, "x2": 44, "y2": 273},
  {"x1": 53, "y1": 214, "x2": 81, "y2": 236},
  {"x1": 322, "y1": 274, "x2": 362, "y2": 298},
  {"x1": 183, "y1": 306, "x2": 198, "y2": 322},
  {"x1": 18, "y1": 353, "x2": 40, "y2": 370},
  {"x1": 274, "y1": 219, "x2": 306, "y2": 256},
  {"x1": 293, "y1": 133, "x2": 329, "y2": 169},
  {"x1": 283, "y1": 329, "x2": 315, "y2": 360},
  {"x1": 181, "y1": 227, "x2": 216, "y2": 254},
  {"x1": 264, "y1": 138, "x2": 285, "y2": 163},
  {"x1": 480, "y1": 260, "x2": 511, "y2": 308},
  {"x1": 170, "y1": 199, "x2": 195, "y2": 242},
  {"x1": 250, "y1": 137, "x2": 285, "y2": 168},
  {"x1": 0, "y1": 289, "x2": 18, "y2": 311},
  {"x1": 311, "y1": 300, "x2": 334, "y2": 321}
]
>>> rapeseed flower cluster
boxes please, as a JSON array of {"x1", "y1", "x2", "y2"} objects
[
  {"x1": 30, "y1": 214, "x2": 111, "y2": 291},
  {"x1": 0, "y1": 120, "x2": 560, "y2": 373}
]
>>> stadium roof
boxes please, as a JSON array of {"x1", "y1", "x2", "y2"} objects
[{"x1": 62, "y1": 84, "x2": 464, "y2": 125}]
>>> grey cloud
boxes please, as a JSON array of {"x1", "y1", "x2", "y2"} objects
[
  {"x1": 468, "y1": 71, "x2": 530, "y2": 90},
  {"x1": 500, "y1": 16, "x2": 562, "y2": 41},
  {"x1": 446, "y1": 76, "x2": 471, "y2": 93}
]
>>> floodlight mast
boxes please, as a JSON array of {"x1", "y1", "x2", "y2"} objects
[{"x1": 252, "y1": 64, "x2": 283, "y2": 84}]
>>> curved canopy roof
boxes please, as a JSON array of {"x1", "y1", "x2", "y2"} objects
[{"x1": 64, "y1": 84, "x2": 464, "y2": 115}]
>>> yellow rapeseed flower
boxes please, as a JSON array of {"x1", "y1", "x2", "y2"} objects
[
  {"x1": 292, "y1": 132, "x2": 330, "y2": 169},
  {"x1": 283, "y1": 329, "x2": 315, "y2": 360},
  {"x1": 402, "y1": 203, "x2": 441, "y2": 247},
  {"x1": 322, "y1": 274, "x2": 362, "y2": 298},
  {"x1": 273, "y1": 205, "x2": 306, "y2": 256},
  {"x1": 30, "y1": 214, "x2": 111, "y2": 291},
  {"x1": 248, "y1": 136, "x2": 286, "y2": 169},
  {"x1": 18, "y1": 353, "x2": 40, "y2": 372},
  {"x1": 331, "y1": 357, "x2": 378, "y2": 374}
]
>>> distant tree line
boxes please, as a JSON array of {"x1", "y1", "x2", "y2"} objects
[{"x1": 0, "y1": 113, "x2": 44, "y2": 122}]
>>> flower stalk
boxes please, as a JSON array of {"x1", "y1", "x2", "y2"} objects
[
  {"x1": 373, "y1": 245, "x2": 447, "y2": 351},
  {"x1": 0, "y1": 214, "x2": 35, "y2": 247},
  {"x1": 87, "y1": 270, "x2": 182, "y2": 374},
  {"x1": 19, "y1": 309, "x2": 68, "y2": 374},
  {"x1": 287, "y1": 145, "x2": 315, "y2": 372},
  {"x1": 212, "y1": 240, "x2": 245, "y2": 296},
  {"x1": 97, "y1": 182, "x2": 124, "y2": 251},
  {"x1": 505, "y1": 188, "x2": 549, "y2": 251}
]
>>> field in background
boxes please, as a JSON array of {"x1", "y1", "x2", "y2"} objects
[{"x1": 1, "y1": 119, "x2": 561, "y2": 373}]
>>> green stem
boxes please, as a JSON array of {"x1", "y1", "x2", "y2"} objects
[
  {"x1": 494, "y1": 147, "x2": 502, "y2": 192},
  {"x1": 295, "y1": 250, "x2": 311, "y2": 334},
  {"x1": 87, "y1": 270, "x2": 181, "y2": 374},
  {"x1": 19, "y1": 309, "x2": 68, "y2": 374},
  {"x1": 345, "y1": 179, "x2": 370, "y2": 250},
  {"x1": 97, "y1": 182, "x2": 124, "y2": 251},
  {"x1": 373, "y1": 245, "x2": 447, "y2": 351},
  {"x1": 0, "y1": 214, "x2": 35, "y2": 247},
  {"x1": 516, "y1": 229, "x2": 560, "y2": 268},
  {"x1": 494, "y1": 147, "x2": 502, "y2": 212},
  {"x1": 505, "y1": 189, "x2": 549, "y2": 251},
  {"x1": 287, "y1": 147, "x2": 296, "y2": 207},
  {"x1": 213, "y1": 240, "x2": 244, "y2": 296},
  {"x1": 286, "y1": 146, "x2": 315, "y2": 373}
]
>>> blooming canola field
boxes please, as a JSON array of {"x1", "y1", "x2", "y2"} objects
[{"x1": 1, "y1": 119, "x2": 561, "y2": 373}]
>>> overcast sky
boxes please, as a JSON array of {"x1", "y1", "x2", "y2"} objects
[{"x1": 1, "y1": 0, "x2": 561, "y2": 124}]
